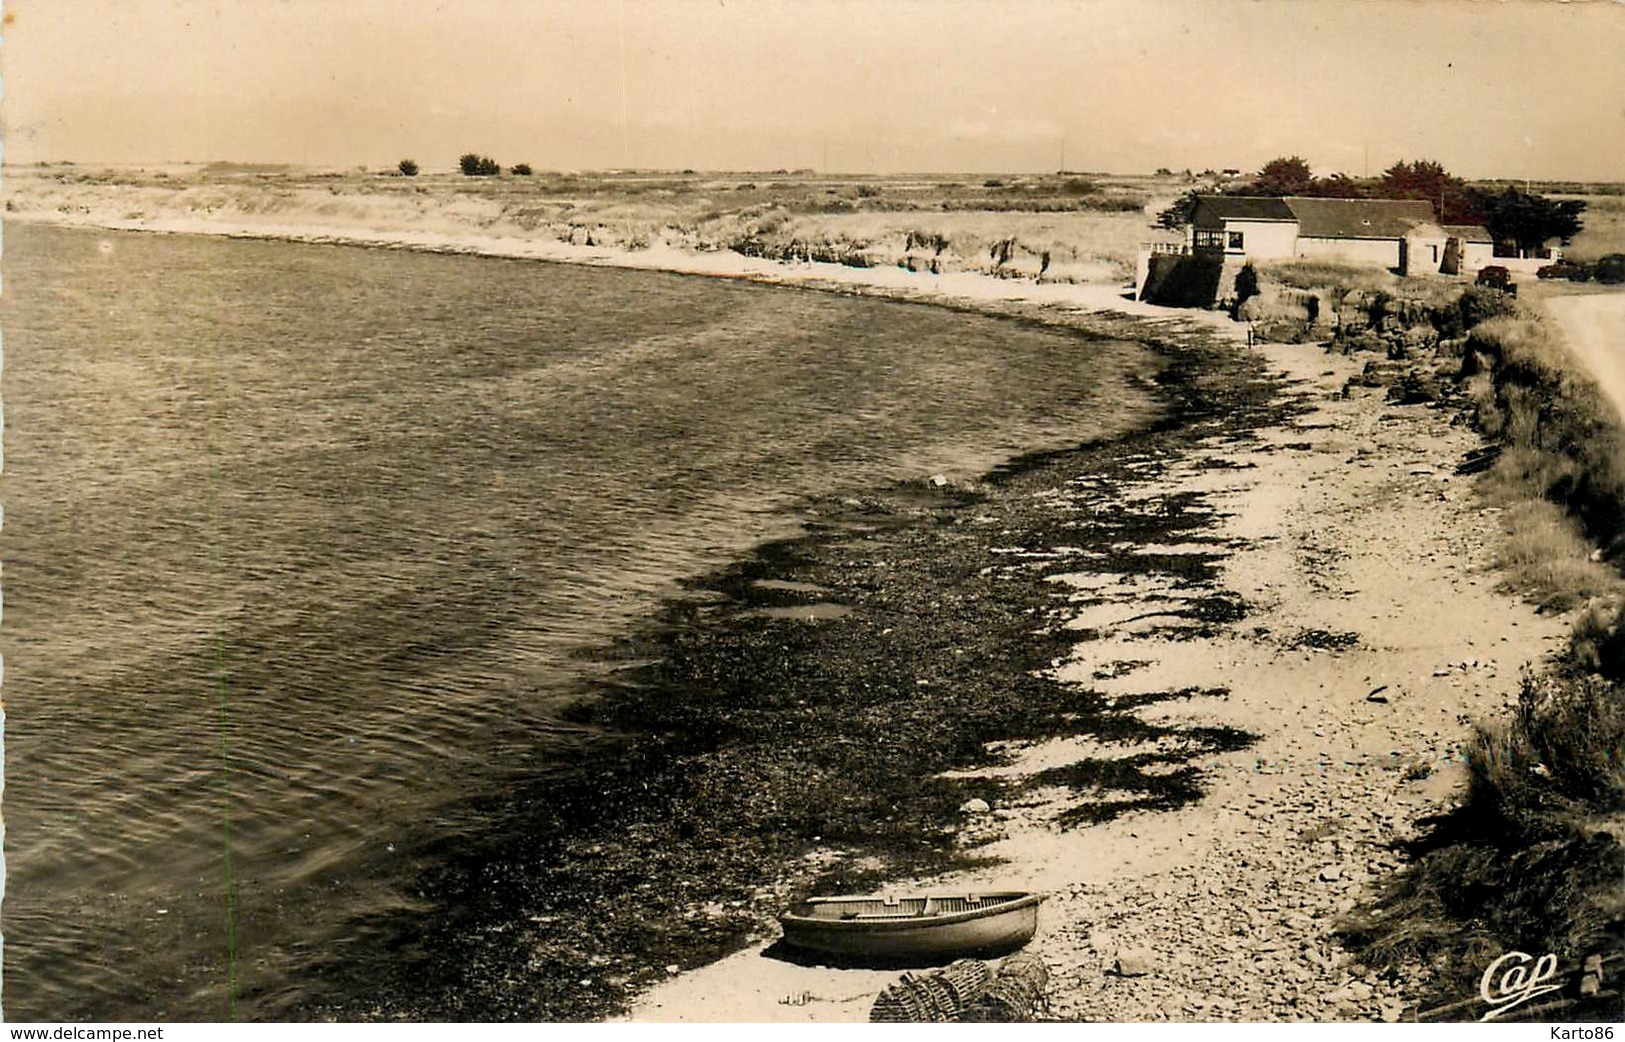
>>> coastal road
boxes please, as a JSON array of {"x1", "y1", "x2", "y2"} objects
[{"x1": 1544, "y1": 288, "x2": 1625, "y2": 426}]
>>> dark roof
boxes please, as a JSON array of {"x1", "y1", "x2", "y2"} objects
[
  {"x1": 1191, "y1": 196, "x2": 1295, "y2": 228},
  {"x1": 1284, "y1": 197, "x2": 1437, "y2": 239},
  {"x1": 1443, "y1": 223, "x2": 1494, "y2": 243}
]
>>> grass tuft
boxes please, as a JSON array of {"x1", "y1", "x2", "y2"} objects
[
  {"x1": 1340, "y1": 281, "x2": 1625, "y2": 1017},
  {"x1": 1341, "y1": 672, "x2": 1625, "y2": 1011}
]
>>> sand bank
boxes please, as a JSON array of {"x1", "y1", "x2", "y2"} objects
[{"x1": 5, "y1": 173, "x2": 1200, "y2": 335}]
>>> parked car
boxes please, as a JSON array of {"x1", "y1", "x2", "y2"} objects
[
  {"x1": 1596, "y1": 254, "x2": 1625, "y2": 285},
  {"x1": 1475, "y1": 265, "x2": 1518, "y2": 296},
  {"x1": 1537, "y1": 260, "x2": 1592, "y2": 281}
]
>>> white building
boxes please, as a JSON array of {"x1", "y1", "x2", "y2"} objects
[{"x1": 1186, "y1": 196, "x2": 1501, "y2": 275}]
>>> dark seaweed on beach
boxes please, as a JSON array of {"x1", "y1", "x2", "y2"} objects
[{"x1": 294, "y1": 311, "x2": 1299, "y2": 1022}]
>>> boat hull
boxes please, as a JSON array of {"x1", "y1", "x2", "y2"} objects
[{"x1": 778, "y1": 892, "x2": 1042, "y2": 963}]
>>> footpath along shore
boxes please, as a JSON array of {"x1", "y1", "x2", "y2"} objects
[{"x1": 11, "y1": 206, "x2": 1577, "y2": 1021}]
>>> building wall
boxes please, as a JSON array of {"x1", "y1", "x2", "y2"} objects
[
  {"x1": 1482, "y1": 254, "x2": 1560, "y2": 276},
  {"x1": 1296, "y1": 236, "x2": 1400, "y2": 269},
  {"x1": 1459, "y1": 241, "x2": 1496, "y2": 273},
  {"x1": 1216, "y1": 219, "x2": 1297, "y2": 260},
  {"x1": 1402, "y1": 234, "x2": 1448, "y2": 275}
]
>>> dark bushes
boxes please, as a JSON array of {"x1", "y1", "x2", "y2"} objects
[
  {"x1": 1231, "y1": 263, "x2": 1259, "y2": 320},
  {"x1": 1476, "y1": 672, "x2": 1625, "y2": 814},
  {"x1": 1448, "y1": 286, "x2": 1519, "y2": 339}
]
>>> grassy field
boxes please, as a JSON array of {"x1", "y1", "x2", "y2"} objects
[
  {"x1": 15, "y1": 163, "x2": 1625, "y2": 289},
  {"x1": 1562, "y1": 194, "x2": 1625, "y2": 263},
  {"x1": 8, "y1": 164, "x2": 1184, "y2": 282}
]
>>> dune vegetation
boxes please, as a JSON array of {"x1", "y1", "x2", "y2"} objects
[
  {"x1": 1233, "y1": 266, "x2": 1625, "y2": 1017},
  {"x1": 6, "y1": 164, "x2": 1174, "y2": 284}
]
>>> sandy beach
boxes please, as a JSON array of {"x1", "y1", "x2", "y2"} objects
[
  {"x1": 622, "y1": 328, "x2": 1572, "y2": 1023},
  {"x1": 5, "y1": 188, "x2": 1600, "y2": 1022}
]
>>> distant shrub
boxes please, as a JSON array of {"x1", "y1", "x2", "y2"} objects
[
  {"x1": 856, "y1": 185, "x2": 881, "y2": 198},
  {"x1": 1155, "y1": 190, "x2": 1200, "y2": 231},
  {"x1": 511, "y1": 163, "x2": 533, "y2": 176},
  {"x1": 1492, "y1": 498, "x2": 1621, "y2": 611},
  {"x1": 397, "y1": 159, "x2": 419, "y2": 177},
  {"x1": 1468, "y1": 309, "x2": 1625, "y2": 556},
  {"x1": 1082, "y1": 195, "x2": 1147, "y2": 212},
  {"x1": 982, "y1": 178, "x2": 1005, "y2": 188},
  {"x1": 1061, "y1": 178, "x2": 1098, "y2": 195},
  {"x1": 459, "y1": 153, "x2": 500, "y2": 177}
]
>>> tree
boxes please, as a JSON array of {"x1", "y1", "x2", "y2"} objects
[
  {"x1": 1380, "y1": 159, "x2": 1450, "y2": 199},
  {"x1": 511, "y1": 163, "x2": 533, "y2": 176},
  {"x1": 1378, "y1": 159, "x2": 1484, "y2": 224},
  {"x1": 1481, "y1": 188, "x2": 1586, "y2": 255},
  {"x1": 1249, "y1": 156, "x2": 1314, "y2": 196},
  {"x1": 459, "y1": 153, "x2": 500, "y2": 176},
  {"x1": 397, "y1": 159, "x2": 419, "y2": 177},
  {"x1": 1156, "y1": 190, "x2": 1201, "y2": 230},
  {"x1": 1304, "y1": 172, "x2": 1368, "y2": 199}
]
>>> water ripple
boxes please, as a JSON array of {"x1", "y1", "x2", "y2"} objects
[{"x1": 2, "y1": 224, "x2": 1162, "y2": 1019}]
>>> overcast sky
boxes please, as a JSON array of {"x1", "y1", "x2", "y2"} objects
[{"x1": 6, "y1": 0, "x2": 1623, "y2": 179}]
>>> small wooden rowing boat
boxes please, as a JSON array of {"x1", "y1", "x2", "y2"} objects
[{"x1": 778, "y1": 891, "x2": 1042, "y2": 963}]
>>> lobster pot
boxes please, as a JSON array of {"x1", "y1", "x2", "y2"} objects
[
  {"x1": 964, "y1": 952, "x2": 1050, "y2": 1023},
  {"x1": 869, "y1": 959, "x2": 993, "y2": 1023}
]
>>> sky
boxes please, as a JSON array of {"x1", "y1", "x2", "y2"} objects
[{"x1": 5, "y1": 0, "x2": 1624, "y2": 180}]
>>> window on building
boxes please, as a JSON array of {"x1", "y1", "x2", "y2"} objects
[
  {"x1": 1430, "y1": 245, "x2": 1439, "y2": 263},
  {"x1": 1194, "y1": 229, "x2": 1225, "y2": 249},
  {"x1": 1228, "y1": 231, "x2": 1245, "y2": 250}
]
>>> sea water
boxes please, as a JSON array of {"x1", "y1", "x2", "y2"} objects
[{"x1": 0, "y1": 223, "x2": 1162, "y2": 1019}]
